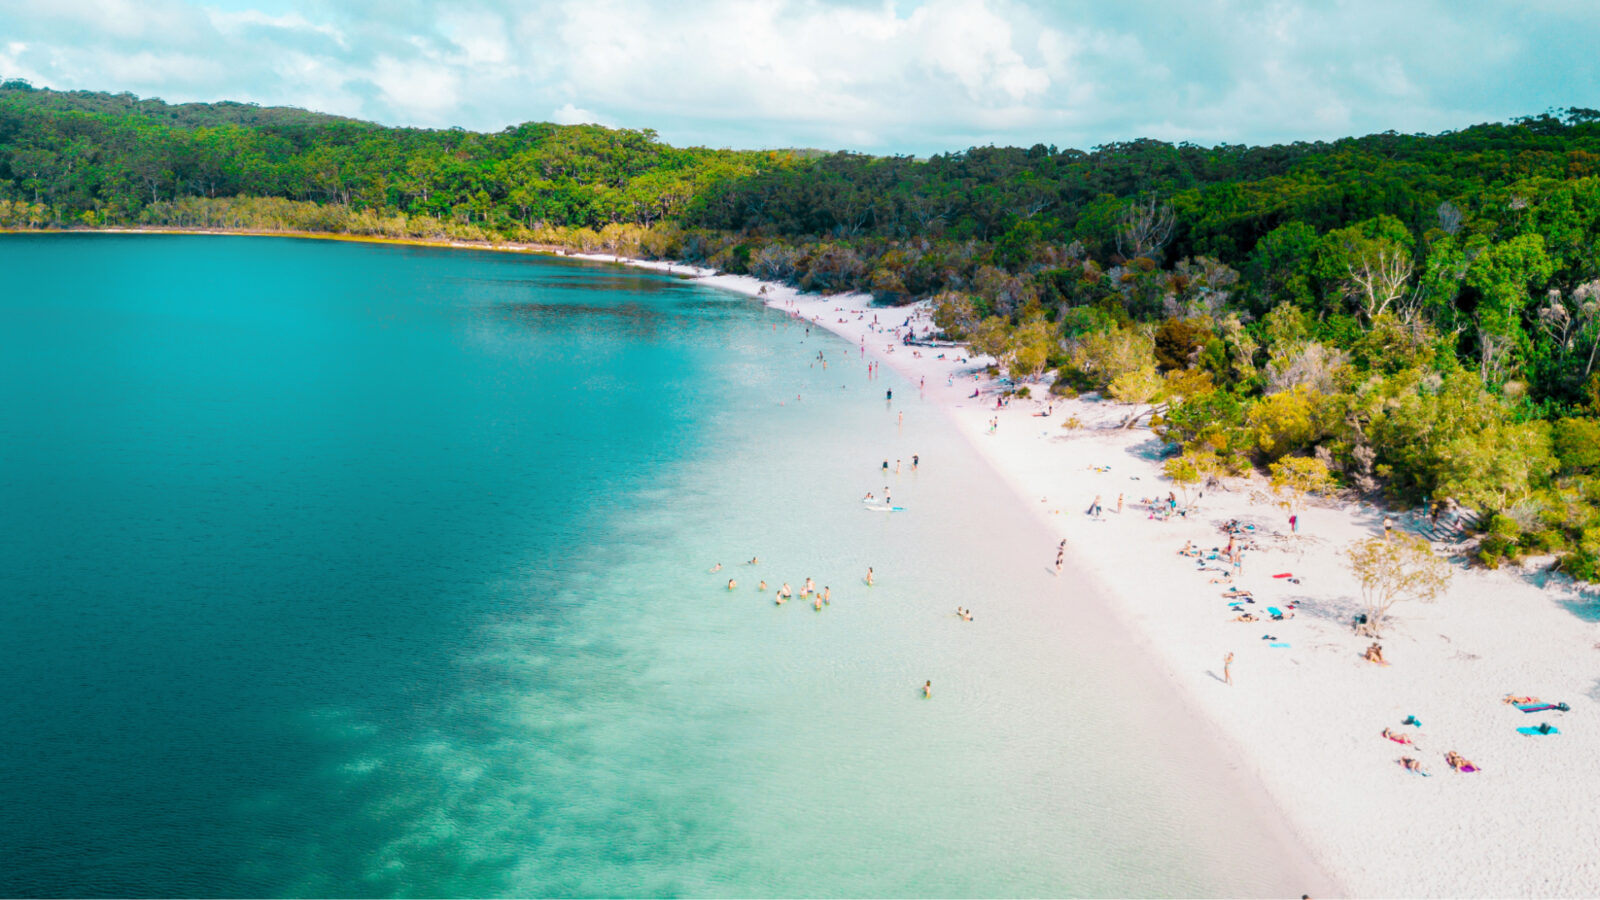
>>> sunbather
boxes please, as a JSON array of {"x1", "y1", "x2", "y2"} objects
[
  {"x1": 1445, "y1": 751, "x2": 1479, "y2": 772},
  {"x1": 1503, "y1": 694, "x2": 1538, "y2": 705},
  {"x1": 1364, "y1": 643, "x2": 1386, "y2": 664},
  {"x1": 1383, "y1": 727, "x2": 1417, "y2": 746},
  {"x1": 1399, "y1": 756, "x2": 1428, "y2": 775}
]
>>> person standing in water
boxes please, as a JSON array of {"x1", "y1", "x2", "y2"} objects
[
  {"x1": 822, "y1": 586, "x2": 831, "y2": 604},
  {"x1": 922, "y1": 680, "x2": 932, "y2": 698},
  {"x1": 866, "y1": 567, "x2": 875, "y2": 586},
  {"x1": 727, "y1": 578, "x2": 737, "y2": 591}
]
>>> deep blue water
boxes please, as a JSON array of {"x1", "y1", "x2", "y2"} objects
[{"x1": 0, "y1": 234, "x2": 1311, "y2": 898}]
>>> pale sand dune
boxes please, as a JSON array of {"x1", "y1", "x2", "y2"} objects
[{"x1": 645, "y1": 267, "x2": 1600, "y2": 898}]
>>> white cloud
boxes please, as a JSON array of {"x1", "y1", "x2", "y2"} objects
[
  {"x1": 550, "y1": 103, "x2": 608, "y2": 126},
  {"x1": 370, "y1": 55, "x2": 460, "y2": 120}
]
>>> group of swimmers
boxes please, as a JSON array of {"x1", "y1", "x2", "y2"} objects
[{"x1": 712, "y1": 560, "x2": 845, "y2": 609}]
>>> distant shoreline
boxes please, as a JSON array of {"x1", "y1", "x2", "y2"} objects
[{"x1": 2, "y1": 224, "x2": 603, "y2": 260}]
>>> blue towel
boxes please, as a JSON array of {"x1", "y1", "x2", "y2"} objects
[
  {"x1": 1517, "y1": 725, "x2": 1560, "y2": 736},
  {"x1": 1267, "y1": 607, "x2": 1283, "y2": 617},
  {"x1": 1270, "y1": 642, "x2": 1290, "y2": 648}
]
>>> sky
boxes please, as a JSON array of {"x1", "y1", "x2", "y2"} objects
[{"x1": 0, "y1": 0, "x2": 1594, "y2": 155}]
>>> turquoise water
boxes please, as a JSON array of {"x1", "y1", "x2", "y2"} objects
[{"x1": 0, "y1": 234, "x2": 1314, "y2": 897}]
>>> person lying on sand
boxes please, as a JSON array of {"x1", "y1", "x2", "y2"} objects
[
  {"x1": 1232, "y1": 612, "x2": 1258, "y2": 622},
  {"x1": 1177, "y1": 540, "x2": 1200, "y2": 557},
  {"x1": 1221, "y1": 589, "x2": 1253, "y2": 599},
  {"x1": 1445, "y1": 751, "x2": 1480, "y2": 773},
  {"x1": 1364, "y1": 643, "x2": 1386, "y2": 664},
  {"x1": 1503, "y1": 694, "x2": 1538, "y2": 705},
  {"x1": 1399, "y1": 756, "x2": 1429, "y2": 775},
  {"x1": 1383, "y1": 727, "x2": 1417, "y2": 746}
]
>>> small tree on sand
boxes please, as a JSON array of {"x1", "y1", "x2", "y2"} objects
[
  {"x1": 1346, "y1": 534, "x2": 1451, "y2": 636},
  {"x1": 1269, "y1": 455, "x2": 1335, "y2": 528},
  {"x1": 1163, "y1": 448, "x2": 1221, "y2": 505}
]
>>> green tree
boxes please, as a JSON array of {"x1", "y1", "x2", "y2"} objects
[
  {"x1": 1346, "y1": 534, "x2": 1452, "y2": 636},
  {"x1": 1464, "y1": 234, "x2": 1554, "y2": 384},
  {"x1": 1268, "y1": 455, "x2": 1335, "y2": 523}
]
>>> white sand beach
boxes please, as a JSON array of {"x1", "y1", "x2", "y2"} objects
[{"x1": 576, "y1": 254, "x2": 1600, "y2": 898}]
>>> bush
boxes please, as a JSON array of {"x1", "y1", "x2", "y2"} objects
[{"x1": 1564, "y1": 549, "x2": 1600, "y2": 581}]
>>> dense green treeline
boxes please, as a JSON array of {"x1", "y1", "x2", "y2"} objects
[
  {"x1": 7, "y1": 82, "x2": 1600, "y2": 575},
  {"x1": 0, "y1": 81, "x2": 791, "y2": 232}
]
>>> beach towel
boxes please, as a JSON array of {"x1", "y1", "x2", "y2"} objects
[
  {"x1": 1267, "y1": 607, "x2": 1284, "y2": 618},
  {"x1": 1272, "y1": 573, "x2": 1293, "y2": 579},
  {"x1": 1457, "y1": 764, "x2": 1480, "y2": 773},
  {"x1": 1269, "y1": 642, "x2": 1290, "y2": 648},
  {"x1": 1517, "y1": 702, "x2": 1570, "y2": 713},
  {"x1": 1517, "y1": 725, "x2": 1560, "y2": 736}
]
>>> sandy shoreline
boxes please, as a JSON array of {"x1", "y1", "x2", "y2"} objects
[
  {"x1": 23, "y1": 229, "x2": 1600, "y2": 895},
  {"x1": 573, "y1": 255, "x2": 1600, "y2": 898}
]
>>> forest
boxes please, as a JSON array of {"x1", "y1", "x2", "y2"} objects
[{"x1": 6, "y1": 81, "x2": 1600, "y2": 577}]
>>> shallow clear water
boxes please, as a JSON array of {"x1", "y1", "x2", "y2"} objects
[{"x1": 0, "y1": 234, "x2": 1308, "y2": 897}]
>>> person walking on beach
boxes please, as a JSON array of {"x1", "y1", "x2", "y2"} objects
[
  {"x1": 912, "y1": 454, "x2": 919, "y2": 470},
  {"x1": 1055, "y1": 550, "x2": 1064, "y2": 574},
  {"x1": 882, "y1": 459, "x2": 889, "y2": 475},
  {"x1": 1116, "y1": 493, "x2": 1124, "y2": 514},
  {"x1": 1289, "y1": 514, "x2": 1298, "y2": 534},
  {"x1": 1223, "y1": 652, "x2": 1234, "y2": 685},
  {"x1": 1383, "y1": 516, "x2": 1394, "y2": 541},
  {"x1": 895, "y1": 459, "x2": 901, "y2": 474}
]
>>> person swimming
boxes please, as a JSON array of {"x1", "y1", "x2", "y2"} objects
[
  {"x1": 758, "y1": 580, "x2": 768, "y2": 592},
  {"x1": 748, "y1": 556, "x2": 759, "y2": 565},
  {"x1": 709, "y1": 563, "x2": 722, "y2": 573}
]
